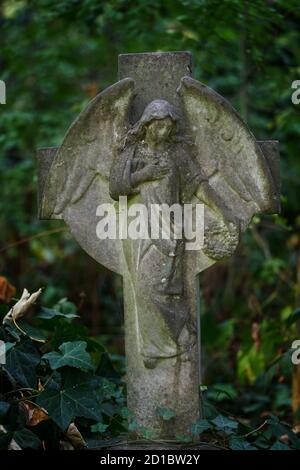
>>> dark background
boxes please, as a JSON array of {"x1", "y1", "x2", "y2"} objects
[{"x1": 1, "y1": 0, "x2": 300, "y2": 426}]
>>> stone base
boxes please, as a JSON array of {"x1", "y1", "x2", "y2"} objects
[{"x1": 93, "y1": 439, "x2": 217, "y2": 450}]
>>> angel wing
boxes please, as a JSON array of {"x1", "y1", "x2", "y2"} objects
[
  {"x1": 42, "y1": 78, "x2": 135, "y2": 217},
  {"x1": 178, "y1": 77, "x2": 278, "y2": 232}
]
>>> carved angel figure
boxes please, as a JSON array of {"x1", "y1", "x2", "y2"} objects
[
  {"x1": 43, "y1": 77, "x2": 277, "y2": 367},
  {"x1": 109, "y1": 99, "x2": 240, "y2": 367}
]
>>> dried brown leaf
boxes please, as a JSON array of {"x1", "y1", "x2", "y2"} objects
[
  {"x1": 64, "y1": 423, "x2": 86, "y2": 449},
  {"x1": 0, "y1": 276, "x2": 16, "y2": 304},
  {"x1": 22, "y1": 401, "x2": 49, "y2": 427}
]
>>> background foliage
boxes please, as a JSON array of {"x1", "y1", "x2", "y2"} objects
[{"x1": 1, "y1": 0, "x2": 300, "y2": 449}]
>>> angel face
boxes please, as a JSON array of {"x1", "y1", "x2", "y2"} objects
[{"x1": 145, "y1": 117, "x2": 174, "y2": 144}]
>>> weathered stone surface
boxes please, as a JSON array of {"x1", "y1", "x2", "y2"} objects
[
  {"x1": 118, "y1": 51, "x2": 193, "y2": 123},
  {"x1": 37, "y1": 52, "x2": 280, "y2": 441},
  {"x1": 36, "y1": 147, "x2": 59, "y2": 220},
  {"x1": 258, "y1": 140, "x2": 281, "y2": 211},
  {"x1": 95, "y1": 440, "x2": 216, "y2": 450}
]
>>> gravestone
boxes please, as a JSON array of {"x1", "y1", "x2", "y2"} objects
[{"x1": 37, "y1": 52, "x2": 280, "y2": 441}]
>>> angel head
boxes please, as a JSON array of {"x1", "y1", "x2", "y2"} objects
[{"x1": 126, "y1": 99, "x2": 179, "y2": 146}]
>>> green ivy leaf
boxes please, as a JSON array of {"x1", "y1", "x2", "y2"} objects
[
  {"x1": 99, "y1": 378, "x2": 117, "y2": 399},
  {"x1": 18, "y1": 322, "x2": 48, "y2": 342},
  {"x1": 190, "y1": 419, "x2": 212, "y2": 435},
  {"x1": 209, "y1": 384, "x2": 238, "y2": 402},
  {"x1": 140, "y1": 426, "x2": 154, "y2": 439},
  {"x1": 229, "y1": 437, "x2": 257, "y2": 450},
  {"x1": 120, "y1": 407, "x2": 135, "y2": 419},
  {"x1": 5, "y1": 338, "x2": 40, "y2": 388},
  {"x1": 156, "y1": 407, "x2": 176, "y2": 421},
  {"x1": 211, "y1": 414, "x2": 238, "y2": 434},
  {"x1": 265, "y1": 416, "x2": 299, "y2": 448},
  {"x1": 0, "y1": 402, "x2": 10, "y2": 417},
  {"x1": 97, "y1": 351, "x2": 119, "y2": 379},
  {"x1": 254, "y1": 435, "x2": 271, "y2": 449},
  {"x1": 3, "y1": 342, "x2": 15, "y2": 353},
  {"x1": 0, "y1": 428, "x2": 41, "y2": 450},
  {"x1": 13, "y1": 428, "x2": 41, "y2": 449},
  {"x1": 128, "y1": 420, "x2": 139, "y2": 431},
  {"x1": 101, "y1": 402, "x2": 115, "y2": 418},
  {"x1": 42, "y1": 341, "x2": 94, "y2": 371},
  {"x1": 91, "y1": 423, "x2": 109, "y2": 433},
  {"x1": 37, "y1": 307, "x2": 79, "y2": 320},
  {"x1": 270, "y1": 441, "x2": 290, "y2": 450},
  {"x1": 36, "y1": 368, "x2": 102, "y2": 430},
  {"x1": 0, "y1": 430, "x2": 12, "y2": 450}
]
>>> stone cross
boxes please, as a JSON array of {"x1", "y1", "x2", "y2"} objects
[{"x1": 37, "y1": 52, "x2": 280, "y2": 440}]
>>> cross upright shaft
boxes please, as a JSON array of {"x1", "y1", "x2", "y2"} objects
[
  {"x1": 118, "y1": 52, "x2": 193, "y2": 120},
  {"x1": 118, "y1": 52, "x2": 201, "y2": 438}
]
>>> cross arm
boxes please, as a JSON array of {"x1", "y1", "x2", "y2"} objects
[{"x1": 37, "y1": 140, "x2": 280, "y2": 221}]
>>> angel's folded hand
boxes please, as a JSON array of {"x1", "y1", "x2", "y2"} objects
[{"x1": 142, "y1": 164, "x2": 169, "y2": 182}]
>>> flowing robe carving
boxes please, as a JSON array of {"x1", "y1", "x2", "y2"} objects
[{"x1": 110, "y1": 100, "x2": 209, "y2": 365}]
